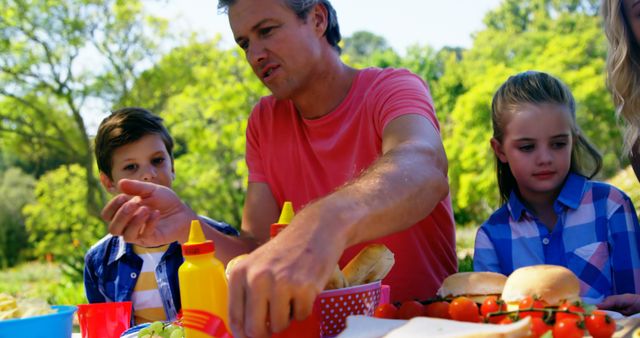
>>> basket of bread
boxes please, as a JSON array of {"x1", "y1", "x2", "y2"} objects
[{"x1": 227, "y1": 243, "x2": 395, "y2": 337}]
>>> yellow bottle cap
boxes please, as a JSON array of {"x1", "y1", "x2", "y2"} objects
[
  {"x1": 188, "y1": 219, "x2": 206, "y2": 243},
  {"x1": 277, "y1": 201, "x2": 294, "y2": 224}
]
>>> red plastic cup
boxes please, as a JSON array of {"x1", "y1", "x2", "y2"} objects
[{"x1": 77, "y1": 301, "x2": 132, "y2": 338}]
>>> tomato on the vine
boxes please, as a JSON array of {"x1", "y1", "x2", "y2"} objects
[
  {"x1": 556, "y1": 301, "x2": 586, "y2": 322},
  {"x1": 498, "y1": 316, "x2": 513, "y2": 325},
  {"x1": 518, "y1": 296, "x2": 549, "y2": 319},
  {"x1": 449, "y1": 297, "x2": 480, "y2": 323},
  {"x1": 423, "y1": 301, "x2": 451, "y2": 319},
  {"x1": 396, "y1": 300, "x2": 424, "y2": 320},
  {"x1": 481, "y1": 296, "x2": 506, "y2": 323},
  {"x1": 553, "y1": 317, "x2": 584, "y2": 338},
  {"x1": 530, "y1": 317, "x2": 553, "y2": 338},
  {"x1": 585, "y1": 310, "x2": 616, "y2": 338},
  {"x1": 373, "y1": 303, "x2": 398, "y2": 319}
]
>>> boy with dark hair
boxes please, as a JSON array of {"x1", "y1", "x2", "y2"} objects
[{"x1": 84, "y1": 107, "x2": 237, "y2": 325}]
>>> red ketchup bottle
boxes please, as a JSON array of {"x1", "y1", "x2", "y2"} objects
[{"x1": 270, "y1": 201, "x2": 321, "y2": 338}]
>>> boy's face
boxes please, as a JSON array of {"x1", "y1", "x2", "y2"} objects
[{"x1": 100, "y1": 133, "x2": 174, "y2": 194}]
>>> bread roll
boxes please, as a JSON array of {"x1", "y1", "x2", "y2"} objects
[
  {"x1": 325, "y1": 264, "x2": 349, "y2": 290},
  {"x1": 342, "y1": 244, "x2": 394, "y2": 286},
  {"x1": 437, "y1": 271, "x2": 507, "y2": 303},
  {"x1": 501, "y1": 265, "x2": 581, "y2": 307},
  {"x1": 225, "y1": 254, "x2": 248, "y2": 280}
]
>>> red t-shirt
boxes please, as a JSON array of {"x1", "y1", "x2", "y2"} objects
[{"x1": 245, "y1": 67, "x2": 457, "y2": 302}]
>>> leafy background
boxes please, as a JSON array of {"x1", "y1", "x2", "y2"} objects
[{"x1": 1, "y1": 0, "x2": 635, "y2": 305}]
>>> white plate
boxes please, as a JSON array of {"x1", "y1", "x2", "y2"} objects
[
  {"x1": 120, "y1": 323, "x2": 150, "y2": 338},
  {"x1": 601, "y1": 310, "x2": 625, "y2": 320}
]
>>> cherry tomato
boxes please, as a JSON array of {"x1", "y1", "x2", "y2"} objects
[
  {"x1": 518, "y1": 296, "x2": 549, "y2": 319},
  {"x1": 498, "y1": 316, "x2": 513, "y2": 325},
  {"x1": 481, "y1": 296, "x2": 506, "y2": 323},
  {"x1": 449, "y1": 296, "x2": 480, "y2": 323},
  {"x1": 396, "y1": 300, "x2": 424, "y2": 320},
  {"x1": 530, "y1": 317, "x2": 553, "y2": 338},
  {"x1": 556, "y1": 301, "x2": 586, "y2": 322},
  {"x1": 585, "y1": 310, "x2": 616, "y2": 338},
  {"x1": 553, "y1": 317, "x2": 584, "y2": 338},
  {"x1": 423, "y1": 301, "x2": 451, "y2": 319},
  {"x1": 373, "y1": 303, "x2": 398, "y2": 319}
]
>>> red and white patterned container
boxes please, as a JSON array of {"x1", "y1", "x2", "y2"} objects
[{"x1": 315, "y1": 280, "x2": 382, "y2": 337}]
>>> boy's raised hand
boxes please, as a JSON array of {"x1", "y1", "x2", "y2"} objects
[{"x1": 101, "y1": 179, "x2": 197, "y2": 246}]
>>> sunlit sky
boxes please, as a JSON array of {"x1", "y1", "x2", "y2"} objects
[
  {"x1": 146, "y1": 0, "x2": 503, "y2": 52},
  {"x1": 86, "y1": 0, "x2": 504, "y2": 133}
]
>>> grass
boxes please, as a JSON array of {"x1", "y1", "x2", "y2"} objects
[{"x1": 0, "y1": 261, "x2": 86, "y2": 306}]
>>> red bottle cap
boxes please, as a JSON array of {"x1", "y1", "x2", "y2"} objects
[
  {"x1": 270, "y1": 223, "x2": 288, "y2": 239},
  {"x1": 182, "y1": 220, "x2": 215, "y2": 255},
  {"x1": 182, "y1": 241, "x2": 214, "y2": 256}
]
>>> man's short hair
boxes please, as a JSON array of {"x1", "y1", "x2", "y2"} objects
[{"x1": 218, "y1": 0, "x2": 342, "y2": 53}]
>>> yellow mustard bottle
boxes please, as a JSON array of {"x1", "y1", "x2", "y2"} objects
[{"x1": 179, "y1": 220, "x2": 229, "y2": 337}]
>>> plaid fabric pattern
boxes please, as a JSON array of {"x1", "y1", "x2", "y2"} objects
[{"x1": 474, "y1": 173, "x2": 640, "y2": 303}]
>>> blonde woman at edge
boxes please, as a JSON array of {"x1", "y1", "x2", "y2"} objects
[{"x1": 602, "y1": 0, "x2": 640, "y2": 316}]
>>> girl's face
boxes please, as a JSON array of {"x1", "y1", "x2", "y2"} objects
[{"x1": 491, "y1": 103, "x2": 574, "y2": 203}]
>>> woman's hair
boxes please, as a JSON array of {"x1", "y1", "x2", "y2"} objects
[
  {"x1": 491, "y1": 71, "x2": 603, "y2": 203},
  {"x1": 218, "y1": 0, "x2": 342, "y2": 53},
  {"x1": 602, "y1": 0, "x2": 640, "y2": 154}
]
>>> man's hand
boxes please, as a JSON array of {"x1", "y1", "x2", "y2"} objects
[
  {"x1": 597, "y1": 293, "x2": 640, "y2": 316},
  {"x1": 228, "y1": 205, "x2": 345, "y2": 338},
  {"x1": 101, "y1": 179, "x2": 196, "y2": 246}
]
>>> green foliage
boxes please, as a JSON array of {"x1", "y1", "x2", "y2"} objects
[
  {"x1": 0, "y1": 167, "x2": 35, "y2": 268},
  {"x1": 0, "y1": 0, "x2": 169, "y2": 216},
  {"x1": 161, "y1": 43, "x2": 267, "y2": 227},
  {"x1": 22, "y1": 165, "x2": 104, "y2": 282},
  {"x1": 0, "y1": 261, "x2": 86, "y2": 305},
  {"x1": 458, "y1": 255, "x2": 474, "y2": 273},
  {"x1": 342, "y1": 31, "x2": 391, "y2": 65}
]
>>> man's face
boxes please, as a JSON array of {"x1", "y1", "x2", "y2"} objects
[
  {"x1": 624, "y1": 0, "x2": 640, "y2": 44},
  {"x1": 229, "y1": 0, "x2": 325, "y2": 99}
]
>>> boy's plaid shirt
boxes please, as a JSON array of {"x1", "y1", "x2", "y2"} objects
[{"x1": 474, "y1": 173, "x2": 640, "y2": 304}]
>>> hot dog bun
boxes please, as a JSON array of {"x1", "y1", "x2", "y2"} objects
[
  {"x1": 342, "y1": 244, "x2": 394, "y2": 286},
  {"x1": 225, "y1": 253, "x2": 248, "y2": 280},
  {"x1": 437, "y1": 271, "x2": 508, "y2": 303},
  {"x1": 325, "y1": 264, "x2": 349, "y2": 290}
]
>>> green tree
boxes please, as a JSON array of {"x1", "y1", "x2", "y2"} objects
[
  {"x1": 343, "y1": 31, "x2": 391, "y2": 64},
  {"x1": 0, "y1": 167, "x2": 35, "y2": 268},
  {"x1": 23, "y1": 165, "x2": 104, "y2": 281},
  {"x1": 0, "y1": 0, "x2": 168, "y2": 216},
  {"x1": 159, "y1": 43, "x2": 267, "y2": 226}
]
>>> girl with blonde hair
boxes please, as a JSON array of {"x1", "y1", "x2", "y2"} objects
[{"x1": 474, "y1": 71, "x2": 640, "y2": 314}]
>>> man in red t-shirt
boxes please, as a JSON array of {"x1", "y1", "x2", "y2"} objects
[{"x1": 102, "y1": 0, "x2": 456, "y2": 337}]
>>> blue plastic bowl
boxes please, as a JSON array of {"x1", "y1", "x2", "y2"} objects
[{"x1": 0, "y1": 305, "x2": 77, "y2": 338}]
